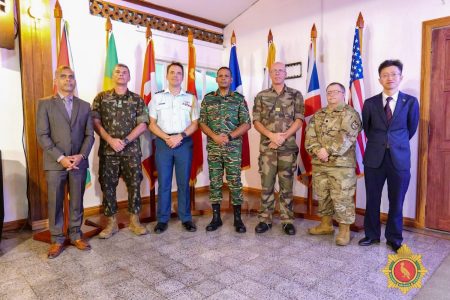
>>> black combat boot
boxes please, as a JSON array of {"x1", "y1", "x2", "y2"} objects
[
  {"x1": 206, "y1": 203, "x2": 222, "y2": 231},
  {"x1": 233, "y1": 205, "x2": 246, "y2": 233}
]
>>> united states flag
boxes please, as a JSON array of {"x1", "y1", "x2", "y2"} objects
[{"x1": 348, "y1": 27, "x2": 366, "y2": 175}]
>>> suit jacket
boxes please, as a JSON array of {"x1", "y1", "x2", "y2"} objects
[
  {"x1": 36, "y1": 94, "x2": 94, "y2": 171},
  {"x1": 362, "y1": 91, "x2": 419, "y2": 171}
]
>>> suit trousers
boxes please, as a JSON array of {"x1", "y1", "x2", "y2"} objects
[
  {"x1": 155, "y1": 136, "x2": 193, "y2": 223},
  {"x1": 364, "y1": 150, "x2": 411, "y2": 244},
  {"x1": 46, "y1": 169, "x2": 87, "y2": 244}
]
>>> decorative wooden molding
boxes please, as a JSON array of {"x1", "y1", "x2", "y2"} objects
[
  {"x1": 89, "y1": 0, "x2": 223, "y2": 45},
  {"x1": 122, "y1": 0, "x2": 225, "y2": 29}
]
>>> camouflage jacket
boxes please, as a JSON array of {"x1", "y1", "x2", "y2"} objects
[
  {"x1": 200, "y1": 89, "x2": 250, "y2": 151},
  {"x1": 91, "y1": 89, "x2": 149, "y2": 157},
  {"x1": 305, "y1": 103, "x2": 362, "y2": 167},
  {"x1": 253, "y1": 85, "x2": 304, "y2": 153}
]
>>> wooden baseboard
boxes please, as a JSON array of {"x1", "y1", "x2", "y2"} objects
[
  {"x1": 31, "y1": 219, "x2": 48, "y2": 231},
  {"x1": 2, "y1": 219, "x2": 29, "y2": 232}
]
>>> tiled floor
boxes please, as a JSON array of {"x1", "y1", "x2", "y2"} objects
[{"x1": 1, "y1": 214, "x2": 450, "y2": 300}]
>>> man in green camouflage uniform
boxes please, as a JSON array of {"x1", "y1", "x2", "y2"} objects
[
  {"x1": 253, "y1": 62, "x2": 304, "y2": 235},
  {"x1": 92, "y1": 63, "x2": 149, "y2": 238},
  {"x1": 199, "y1": 67, "x2": 251, "y2": 233},
  {"x1": 305, "y1": 82, "x2": 362, "y2": 246}
]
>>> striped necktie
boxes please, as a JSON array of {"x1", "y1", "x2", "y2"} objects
[{"x1": 385, "y1": 96, "x2": 393, "y2": 124}]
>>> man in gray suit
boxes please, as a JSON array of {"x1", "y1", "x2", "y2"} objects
[{"x1": 36, "y1": 66, "x2": 94, "y2": 259}]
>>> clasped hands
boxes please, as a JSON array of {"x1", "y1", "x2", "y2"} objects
[
  {"x1": 268, "y1": 132, "x2": 287, "y2": 149},
  {"x1": 165, "y1": 134, "x2": 183, "y2": 148},
  {"x1": 60, "y1": 154, "x2": 83, "y2": 171},
  {"x1": 213, "y1": 133, "x2": 230, "y2": 147}
]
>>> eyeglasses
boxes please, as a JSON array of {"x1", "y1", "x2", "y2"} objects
[
  {"x1": 326, "y1": 90, "x2": 343, "y2": 96},
  {"x1": 380, "y1": 73, "x2": 401, "y2": 79},
  {"x1": 270, "y1": 69, "x2": 286, "y2": 74}
]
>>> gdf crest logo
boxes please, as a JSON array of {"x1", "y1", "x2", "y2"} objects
[{"x1": 382, "y1": 244, "x2": 428, "y2": 294}]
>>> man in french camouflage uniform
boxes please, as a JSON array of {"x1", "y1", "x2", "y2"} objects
[
  {"x1": 305, "y1": 82, "x2": 361, "y2": 246},
  {"x1": 92, "y1": 63, "x2": 149, "y2": 238},
  {"x1": 253, "y1": 62, "x2": 304, "y2": 235},
  {"x1": 199, "y1": 67, "x2": 251, "y2": 233}
]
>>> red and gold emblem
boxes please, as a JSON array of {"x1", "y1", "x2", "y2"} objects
[{"x1": 382, "y1": 244, "x2": 427, "y2": 294}]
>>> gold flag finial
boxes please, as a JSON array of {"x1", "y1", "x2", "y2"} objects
[
  {"x1": 268, "y1": 29, "x2": 273, "y2": 43},
  {"x1": 357, "y1": 12, "x2": 364, "y2": 28},
  {"x1": 106, "y1": 16, "x2": 112, "y2": 32},
  {"x1": 311, "y1": 24, "x2": 317, "y2": 39},
  {"x1": 54, "y1": 0, "x2": 62, "y2": 19},
  {"x1": 231, "y1": 30, "x2": 236, "y2": 45}
]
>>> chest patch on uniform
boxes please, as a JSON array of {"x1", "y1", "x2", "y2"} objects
[
  {"x1": 351, "y1": 121, "x2": 358, "y2": 130},
  {"x1": 182, "y1": 101, "x2": 192, "y2": 108}
]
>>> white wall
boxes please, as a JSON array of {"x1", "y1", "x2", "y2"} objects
[
  {"x1": 223, "y1": 0, "x2": 450, "y2": 218},
  {"x1": 0, "y1": 39, "x2": 28, "y2": 222}
]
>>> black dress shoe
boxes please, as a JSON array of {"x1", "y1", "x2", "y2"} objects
[
  {"x1": 154, "y1": 222, "x2": 168, "y2": 234},
  {"x1": 386, "y1": 240, "x2": 402, "y2": 252},
  {"x1": 358, "y1": 237, "x2": 381, "y2": 246},
  {"x1": 282, "y1": 223, "x2": 296, "y2": 235},
  {"x1": 255, "y1": 222, "x2": 272, "y2": 234},
  {"x1": 182, "y1": 221, "x2": 197, "y2": 232}
]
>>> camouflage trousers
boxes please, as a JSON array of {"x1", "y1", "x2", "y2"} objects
[
  {"x1": 208, "y1": 145, "x2": 243, "y2": 205},
  {"x1": 312, "y1": 165, "x2": 356, "y2": 224},
  {"x1": 99, "y1": 155, "x2": 143, "y2": 217},
  {"x1": 258, "y1": 150, "x2": 297, "y2": 224}
]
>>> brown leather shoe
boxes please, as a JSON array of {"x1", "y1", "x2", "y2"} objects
[
  {"x1": 48, "y1": 243, "x2": 64, "y2": 259},
  {"x1": 71, "y1": 239, "x2": 91, "y2": 251}
]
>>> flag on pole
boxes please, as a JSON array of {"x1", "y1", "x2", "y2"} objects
[
  {"x1": 348, "y1": 24, "x2": 366, "y2": 175},
  {"x1": 262, "y1": 30, "x2": 276, "y2": 89},
  {"x1": 298, "y1": 25, "x2": 322, "y2": 185},
  {"x1": 229, "y1": 31, "x2": 250, "y2": 169},
  {"x1": 103, "y1": 32, "x2": 118, "y2": 90},
  {"x1": 187, "y1": 30, "x2": 203, "y2": 185},
  {"x1": 140, "y1": 26, "x2": 158, "y2": 189},
  {"x1": 56, "y1": 21, "x2": 91, "y2": 188}
]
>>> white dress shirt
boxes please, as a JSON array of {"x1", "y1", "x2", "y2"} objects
[{"x1": 382, "y1": 91, "x2": 399, "y2": 114}]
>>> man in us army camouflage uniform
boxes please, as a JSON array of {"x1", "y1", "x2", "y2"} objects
[
  {"x1": 305, "y1": 82, "x2": 361, "y2": 246},
  {"x1": 199, "y1": 67, "x2": 251, "y2": 233},
  {"x1": 92, "y1": 63, "x2": 149, "y2": 238},
  {"x1": 253, "y1": 62, "x2": 304, "y2": 235}
]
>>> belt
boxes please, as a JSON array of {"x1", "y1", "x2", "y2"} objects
[{"x1": 168, "y1": 133, "x2": 182, "y2": 136}]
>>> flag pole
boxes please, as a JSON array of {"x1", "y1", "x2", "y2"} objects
[
  {"x1": 146, "y1": 24, "x2": 157, "y2": 221},
  {"x1": 352, "y1": 13, "x2": 365, "y2": 232},
  {"x1": 306, "y1": 23, "x2": 317, "y2": 217},
  {"x1": 187, "y1": 29, "x2": 197, "y2": 211},
  {"x1": 54, "y1": 1, "x2": 62, "y2": 57}
]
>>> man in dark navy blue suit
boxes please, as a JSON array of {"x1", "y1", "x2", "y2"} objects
[{"x1": 358, "y1": 60, "x2": 419, "y2": 252}]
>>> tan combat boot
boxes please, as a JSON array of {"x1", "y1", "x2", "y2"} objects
[
  {"x1": 308, "y1": 216, "x2": 335, "y2": 235},
  {"x1": 98, "y1": 215, "x2": 119, "y2": 239},
  {"x1": 336, "y1": 223, "x2": 351, "y2": 246},
  {"x1": 129, "y1": 213, "x2": 148, "y2": 236}
]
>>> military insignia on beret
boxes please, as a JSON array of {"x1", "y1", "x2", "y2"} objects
[{"x1": 351, "y1": 121, "x2": 358, "y2": 130}]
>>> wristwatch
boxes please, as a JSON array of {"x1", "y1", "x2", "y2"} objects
[
  {"x1": 227, "y1": 133, "x2": 233, "y2": 141},
  {"x1": 124, "y1": 138, "x2": 130, "y2": 145},
  {"x1": 81, "y1": 154, "x2": 87, "y2": 160},
  {"x1": 181, "y1": 132, "x2": 187, "y2": 139}
]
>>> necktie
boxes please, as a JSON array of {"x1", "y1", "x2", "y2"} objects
[
  {"x1": 385, "y1": 96, "x2": 393, "y2": 124},
  {"x1": 64, "y1": 97, "x2": 72, "y2": 118}
]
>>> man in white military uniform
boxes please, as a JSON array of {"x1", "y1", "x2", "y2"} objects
[{"x1": 148, "y1": 62, "x2": 199, "y2": 233}]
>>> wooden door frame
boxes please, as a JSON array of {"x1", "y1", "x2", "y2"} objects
[{"x1": 416, "y1": 16, "x2": 450, "y2": 229}]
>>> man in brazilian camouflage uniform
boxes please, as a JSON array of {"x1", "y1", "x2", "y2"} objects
[
  {"x1": 253, "y1": 62, "x2": 304, "y2": 235},
  {"x1": 199, "y1": 67, "x2": 251, "y2": 233},
  {"x1": 305, "y1": 82, "x2": 361, "y2": 246},
  {"x1": 92, "y1": 63, "x2": 149, "y2": 238}
]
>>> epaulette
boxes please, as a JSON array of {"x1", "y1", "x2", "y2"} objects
[
  {"x1": 205, "y1": 91, "x2": 215, "y2": 97},
  {"x1": 232, "y1": 91, "x2": 244, "y2": 97},
  {"x1": 155, "y1": 90, "x2": 164, "y2": 94}
]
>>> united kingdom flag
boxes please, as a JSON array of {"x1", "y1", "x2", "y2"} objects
[{"x1": 348, "y1": 27, "x2": 366, "y2": 175}]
